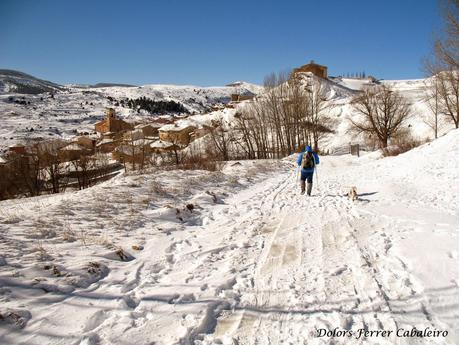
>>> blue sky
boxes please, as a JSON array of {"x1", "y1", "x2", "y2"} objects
[{"x1": 0, "y1": 0, "x2": 441, "y2": 86}]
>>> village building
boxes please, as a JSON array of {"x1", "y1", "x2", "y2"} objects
[
  {"x1": 95, "y1": 108, "x2": 133, "y2": 136},
  {"x1": 76, "y1": 136, "x2": 96, "y2": 151},
  {"x1": 123, "y1": 129, "x2": 145, "y2": 142},
  {"x1": 135, "y1": 123, "x2": 161, "y2": 138},
  {"x1": 158, "y1": 124, "x2": 197, "y2": 146},
  {"x1": 211, "y1": 104, "x2": 225, "y2": 111},
  {"x1": 8, "y1": 143, "x2": 27, "y2": 155},
  {"x1": 96, "y1": 138, "x2": 120, "y2": 153},
  {"x1": 292, "y1": 60, "x2": 328, "y2": 79},
  {"x1": 58, "y1": 143, "x2": 92, "y2": 162},
  {"x1": 230, "y1": 94, "x2": 255, "y2": 102},
  {"x1": 112, "y1": 144, "x2": 150, "y2": 165},
  {"x1": 150, "y1": 140, "x2": 181, "y2": 154},
  {"x1": 35, "y1": 139, "x2": 69, "y2": 156},
  {"x1": 100, "y1": 131, "x2": 125, "y2": 141}
]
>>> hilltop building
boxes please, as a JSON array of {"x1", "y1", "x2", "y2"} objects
[{"x1": 292, "y1": 60, "x2": 328, "y2": 79}]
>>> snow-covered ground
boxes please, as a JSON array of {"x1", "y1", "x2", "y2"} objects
[
  {"x1": 1, "y1": 128, "x2": 458, "y2": 345},
  {"x1": 0, "y1": 80, "x2": 262, "y2": 152}
]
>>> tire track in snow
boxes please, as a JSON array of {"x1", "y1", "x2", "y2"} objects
[{"x1": 203, "y1": 162, "x2": 452, "y2": 345}]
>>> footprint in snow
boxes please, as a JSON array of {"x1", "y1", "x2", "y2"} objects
[
  {"x1": 79, "y1": 333, "x2": 100, "y2": 345},
  {"x1": 120, "y1": 294, "x2": 139, "y2": 309}
]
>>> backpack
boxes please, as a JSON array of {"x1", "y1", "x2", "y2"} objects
[{"x1": 302, "y1": 152, "x2": 315, "y2": 169}]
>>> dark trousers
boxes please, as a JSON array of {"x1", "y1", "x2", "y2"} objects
[
  {"x1": 300, "y1": 171, "x2": 314, "y2": 183},
  {"x1": 300, "y1": 171, "x2": 314, "y2": 195}
]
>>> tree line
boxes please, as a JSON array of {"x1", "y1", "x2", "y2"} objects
[
  {"x1": 207, "y1": 72, "x2": 335, "y2": 160},
  {"x1": 0, "y1": 149, "x2": 117, "y2": 200},
  {"x1": 107, "y1": 96, "x2": 187, "y2": 115}
]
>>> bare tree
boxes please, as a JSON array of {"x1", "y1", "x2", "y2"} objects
[
  {"x1": 305, "y1": 77, "x2": 335, "y2": 150},
  {"x1": 208, "y1": 116, "x2": 233, "y2": 161},
  {"x1": 232, "y1": 71, "x2": 335, "y2": 159},
  {"x1": 41, "y1": 152, "x2": 68, "y2": 194},
  {"x1": 424, "y1": 0, "x2": 459, "y2": 129},
  {"x1": 434, "y1": 0, "x2": 459, "y2": 70},
  {"x1": 423, "y1": 77, "x2": 440, "y2": 138},
  {"x1": 422, "y1": 76, "x2": 446, "y2": 138},
  {"x1": 72, "y1": 155, "x2": 95, "y2": 190},
  {"x1": 437, "y1": 70, "x2": 459, "y2": 128},
  {"x1": 349, "y1": 85, "x2": 412, "y2": 148},
  {"x1": 14, "y1": 149, "x2": 45, "y2": 197}
]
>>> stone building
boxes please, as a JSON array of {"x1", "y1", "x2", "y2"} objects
[
  {"x1": 292, "y1": 60, "x2": 328, "y2": 79},
  {"x1": 8, "y1": 143, "x2": 27, "y2": 155},
  {"x1": 95, "y1": 108, "x2": 133, "y2": 135},
  {"x1": 58, "y1": 143, "x2": 92, "y2": 162},
  {"x1": 135, "y1": 124, "x2": 161, "y2": 138},
  {"x1": 230, "y1": 94, "x2": 255, "y2": 102},
  {"x1": 76, "y1": 136, "x2": 96, "y2": 151},
  {"x1": 150, "y1": 140, "x2": 181, "y2": 154},
  {"x1": 96, "y1": 139, "x2": 120, "y2": 153},
  {"x1": 112, "y1": 143, "x2": 151, "y2": 165},
  {"x1": 158, "y1": 124, "x2": 196, "y2": 146},
  {"x1": 123, "y1": 129, "x2": 145, "y2": 142}
]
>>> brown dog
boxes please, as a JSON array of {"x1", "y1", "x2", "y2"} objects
[{"x1": 348, "y1": 186, "x2": 358, "y2": 201}]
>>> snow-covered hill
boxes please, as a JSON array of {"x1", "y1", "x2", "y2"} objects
[
  {"x1": 332, "y1": 77, "x2": 377, "y2": 91},
  {"x1": 90, "y1": 82, "x2": 262, "y2": 113},
  {"x1": 320, "y1": 75, "x2": 453, "y2": 152},
  {"x1": 0, "y1": 70, "x2": 264, "y2": 151},
  {"x1": 0, "y1": 69, "x2": 63, "y2": 94}
]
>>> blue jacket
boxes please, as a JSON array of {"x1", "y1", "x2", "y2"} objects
[{"x1": 297, "y1": 151, "x2": 320, "y2": 173}]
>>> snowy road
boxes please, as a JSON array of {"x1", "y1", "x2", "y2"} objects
[
  {"x1": 1, "y1": 131, "x2": 458, "y2": 345},
  {"x1": 207, "y1": 166, "x2": 456, "y2": 345}
]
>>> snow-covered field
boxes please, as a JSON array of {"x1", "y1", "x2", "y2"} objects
[{"x1": 1, "y1": 128, "x2": 458, "y2": 344}]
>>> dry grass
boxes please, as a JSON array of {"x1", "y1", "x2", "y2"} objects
[
  {"x1": 227, "y1": 175, "x2": 239, "y2": 186},
  {"x1": 62, "y1": 217, "x2": 76, "y2": 242},
  {"x1": 178, "y1": 151, "x2": 221, "y2": 171},
  {"x1": 33, "y1": 239, "x2": 52, "y2": 261},
  {"x1": 32, "y1": 218, "x2": 56, "y2": 239},
  {"x1": 0, "y1": 210, "x2": 22, "y2": 224},
  {"x1": 149, "y1": 178, "x2": 168, "y2": 197},
  {"x1": 383, "y1": 130, "x2": 428, "y2": 157}
]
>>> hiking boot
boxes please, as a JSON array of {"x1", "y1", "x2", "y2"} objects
[
  {"x1": 307, "y1": 183, "x2": 313, "y2": 196},
  {"x1": 300, "y1": 180, "x2": 305, "y2": 195}
]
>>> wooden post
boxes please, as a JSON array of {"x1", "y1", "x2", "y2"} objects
[{"x1": 350, "y1": 144, "x2": 360, "y2": 157}]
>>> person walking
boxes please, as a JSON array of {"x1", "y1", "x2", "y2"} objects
[{"x1": 297, "y1": 145, "x2": 320, "y2": 196}]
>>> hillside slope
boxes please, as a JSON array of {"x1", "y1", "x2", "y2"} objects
[{"x1": 0, "y1": 69, "x2": 63, "y2": 94}]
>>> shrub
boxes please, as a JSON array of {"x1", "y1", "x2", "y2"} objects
[
  {"x1": 382, "y1": 128, "x2": 426, "y2": 157},
  {"x1": 179, "y1": 153, "x2": 219, "y2": 171}
]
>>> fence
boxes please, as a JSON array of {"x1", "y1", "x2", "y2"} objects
[{"x1": 330, "y1": 143, "x2": 372, "y2": 156}]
